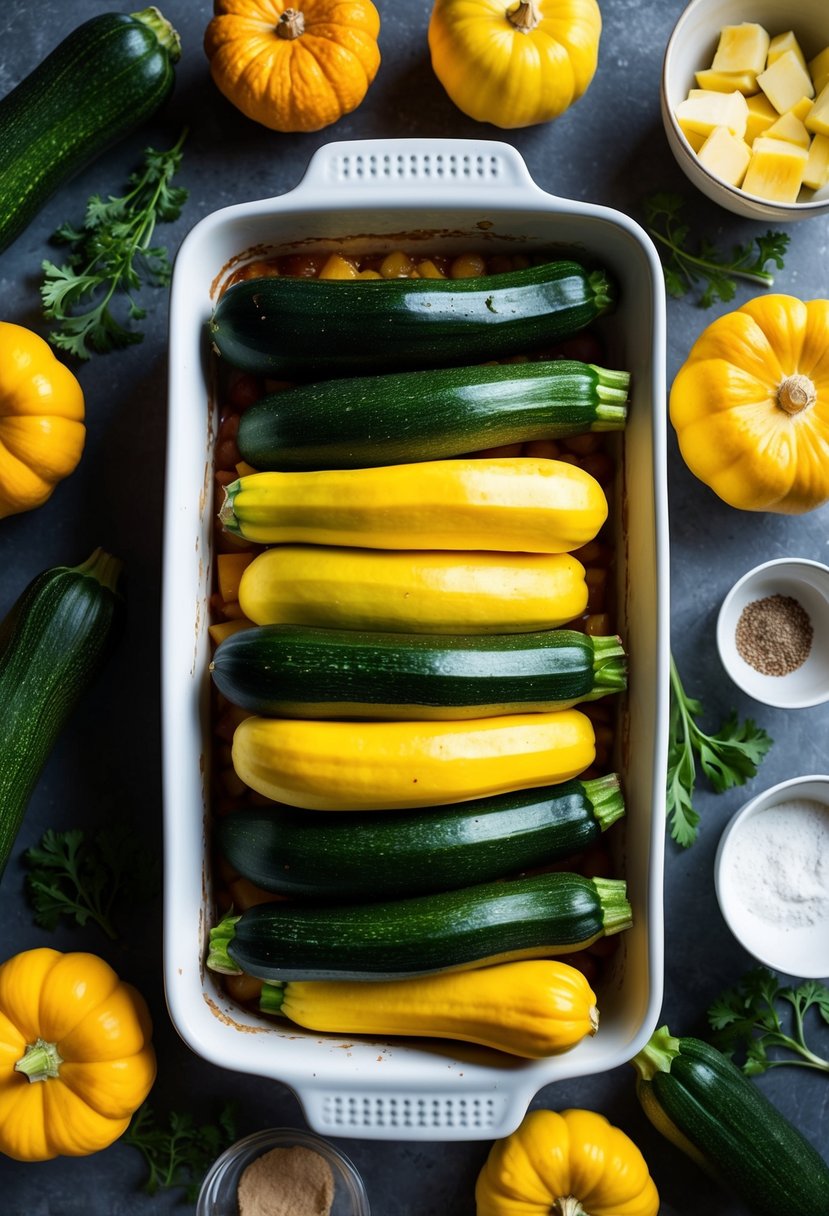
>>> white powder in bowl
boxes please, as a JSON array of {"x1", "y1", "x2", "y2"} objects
[{"x1": 727, "y1": 799, "x2": 829, "y2": 930}]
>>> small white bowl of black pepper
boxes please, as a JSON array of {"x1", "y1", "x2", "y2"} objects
[{"x1": 717, "y1": 558, "x2": 829, "y2": 709}]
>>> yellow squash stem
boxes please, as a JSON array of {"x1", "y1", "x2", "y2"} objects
[
  {"x1": 14, "y1": 1038, "x2": 63, "y2": 1082},
  {"x1": 508, "y1": 1, "x2": 541, "y2": 33}
]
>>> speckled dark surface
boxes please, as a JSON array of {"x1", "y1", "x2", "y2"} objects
[{"x1": 0, "y1": 1, "x2": 827, "y2": 1213}]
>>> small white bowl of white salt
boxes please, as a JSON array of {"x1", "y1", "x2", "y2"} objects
[{"x1": 715, "y1": 775, "x2": 829, "y2": 978}]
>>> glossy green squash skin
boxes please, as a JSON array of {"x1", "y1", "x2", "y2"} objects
[
  {"x1": 236, "y1": 360, "x2": 629, "y2": 469},
  {"x1": 0, "y1": 8, "x2": 180, "y2": 252},
  {"x1": 209, "y1": 260, "x2": 616, "y2": 377},
  {"x1": 634, "y1": 1029, "x2": 829, "y2": 1216},
  {"x1": 209, "y1": 624, "x2": 627, "y2": 719},
  {"x1": 0, "y1": 551, "x2": 122, "y2": 875},
  {"x1": 217, "y1": 775, "x2": 625, "y2": 899},
  {"x1": 207, "y1": 872, "x2": 632, "y2": 981}
]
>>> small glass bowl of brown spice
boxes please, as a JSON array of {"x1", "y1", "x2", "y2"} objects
[
  {"x1": 196, "y1": 1126, "x2": 370, "y2": 1216},
  {"x1": 717, "y1": 558, "x2": 829, "y2": 709}
]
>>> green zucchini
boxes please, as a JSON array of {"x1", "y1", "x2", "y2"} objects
[
  {"x1": 236, "y1": 360, "x2": 629, "y2": 470},
  {"x1": 207, "y1": 872, "x2": 632, "y2": 981},
  {"x1": 210, "y1": 260, "x2": 616, "y2": 377},
  {"x1": 217, "y1": 774, "x2": 625, "y2": 899},
  {"x1": 0, "y1": 549, "x2": 122, "y2": 877},
  {"x1": 209, "y1": 625, "x2": 627, "y2": 719},
  {"x1": 0, "y1": 8, "x2": 181, "y2": 252},
  {"x1": 633, "y1": 1027, "x2": 829, "y2": 1216}
]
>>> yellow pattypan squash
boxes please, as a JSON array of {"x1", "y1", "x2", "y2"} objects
[
  {"x1": 204, "y1": 0, "x2": 381, "y2": 133},
  {"x1": 428, "y1": 0, "x2": 601, "y2": 129},
  {"x1": 0, "y1": 948, "x2": 156, "y2": 1161},
  {"x1": 475, "y1": 1108, "x2": 660, "y2": 1216},
  {"x1": 0, "y1": 321, "x2": 85, "y2": 520},
  {"x1": 670, "y1": 294, "x2": 829, "y2": 514}
]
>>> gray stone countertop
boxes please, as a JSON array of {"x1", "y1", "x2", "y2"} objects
[{"x1": 0, "y1": 1, "x2": 827, "y2": 1212}]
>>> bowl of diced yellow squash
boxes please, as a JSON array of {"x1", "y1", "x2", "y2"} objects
[{"x1": 662, "y1": 0, "x2": 829, "y2": 219}]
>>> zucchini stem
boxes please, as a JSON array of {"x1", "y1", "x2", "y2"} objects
[
  {"x1": 207, "y1": 911, "x2": 243, "y2": 975},
  {"x1": 582, "y1": 773, "x2": 625, "y2": 831},
  {"x1": 593, "y1": 876, "x2": 632, "y2": 936},
  {"x1": 73, "y1": 547, "x2": 123, "y2": 595},
  {"x1": 631, "y1": 1024, "x2": 682, "y2": 1081},
  {"x1": 589, "y1": 634, "x2": 627, "y2": 696},
  {"x1": 131, "y1": 6, "x2": 182, "y2": 62},
  {"x1": 588, "y1": 268, "x2": 616, "y2": 316}
]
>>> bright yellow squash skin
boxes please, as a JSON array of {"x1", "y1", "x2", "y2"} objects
[
  {"x1": 475, "y1": 1107, "x2": 660, "y2": 1216},
  {"x1": 428, "y1": 0, "x2": 601, "y2": 129},
  {"x1": 273, "y1": 960, "x2": 598, "y2": 1058},
  {"x1": 0, "y1": 948, "x2": 156, "y2": 1161},
  {"x1": 232, "y1": 709, "x2": 595, "y2": 810},
  {"x1": 221, "y1": 458, "x2": 608, "y2": 553},
  {"x1": 0, "y1": 322, "x2": 85, "y2": 519},
  {"x1": 670, "y1": 294, "x2": 829, "y2": 513},
  {"x1": 204, "y1": 0, "x2": 381, "y2": 133},
  {"x1": 238, "y1": 545, "x2": 589, "y2": 633}
]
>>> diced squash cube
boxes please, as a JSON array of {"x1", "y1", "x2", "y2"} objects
[
  {"x1": 319, "y1": 254, "x2": 359, "y2": 280},
  {"x1": 788, "y1": 96, "x2": 814, "y2": 123},
  {"x1": 805, "y1": 83, "x2": 829, "y2": 136},
  {"x1": 744, "y1": 92, "x2": 779, "y2": 144},
  {"x1": 220, "y1": 600, "x2": 246, "y2": 621},
  {"x1": 808, "y1": 46, "x2": 829, "y2": 96},
  {"x1": 676, "y1": 90, "x2": 748, "y2": 139},
  {"x1": 695, "y1": 68, "x2": 757, "y2": 95},
  {"x1": 711, "y1": 23, "x2": 770, "y2": 75},
  {"x1": 683, "y1": 127, "x2": 707, "y2": 153},
  {"x1": 209, "y1": 618, "x2": 255, "y2": 645},
  {"x1": 217, "y1": 552, "x2": 255, "y2": 603},
  {"x1": 765, "y1": 111, "x2": 811, "y2": 148},
  {"x1": 757, "y1": 50, "x2": 815, "y2": 114},
  {"x1": 803, "y1": 132, "x2": 829, "y2": 189},
  {"x1": 697, "y1": 126, "x2": 752, "y2": 186},
  {"x1": 767, "y1": 31, "x2": 807, "y2": 74},
  {"x1": 235, "y1": 461, "x2": 258, "y2": 477},
  {"x1": 742, "y1": 137, "x2": 808, "y2": 202}
]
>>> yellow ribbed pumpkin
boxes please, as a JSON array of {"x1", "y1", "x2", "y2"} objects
[
  {"x1": 0, "y1": 322, "x2": 85, "y2": 520},
  {"x1": 670, "y1": 294, "x2": 829, "y2": 514},
  {"x1": 476, "y1": 1108, "x2": 660, "y2": 1216},
  {"x1": 428, "y1": 0, "x2": 602, "y2": 129},
  {"x1": 204, "y1": 0, "x2": 381, "y2": 133}
]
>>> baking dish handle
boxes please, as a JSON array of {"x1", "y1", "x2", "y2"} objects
[{"x1": 292, "y1": 137, "x2": 542, "y2": 199}]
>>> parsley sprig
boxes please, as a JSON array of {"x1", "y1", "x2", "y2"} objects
[
  {"x1": 644, "y1": 193, "x2": 789, "y2": 307},
  {"x1": 40, "y1": 130, "x2": 188, "y2": 359},
  {"x1": 708, "y1": 967, "x2": 829, "y2": 1074},
  {"x1": 668, "y1": 656, "x2": 773, "y2": 847},
  {"x1": 125, "y1": 1103, "x2": 238, "y2": 1202},
  {"x1": 24, "y1": 825, "x2": 160, "y2": 940}
]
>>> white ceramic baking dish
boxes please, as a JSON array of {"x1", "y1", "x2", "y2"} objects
[{"x1": 162, "y1": 138, "x2": 668, "y2": 1143}]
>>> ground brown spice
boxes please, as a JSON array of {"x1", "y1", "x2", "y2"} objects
[
  {"x1": 734, "y1": 593, "x2": 813, "y2": 676},
  {"x1": 237, "y1": 1144, "x2": 335, "y2": 1216}
]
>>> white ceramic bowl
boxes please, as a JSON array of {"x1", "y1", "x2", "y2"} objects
[
  {"x1": 714, "y1": 774, "x2": 829, "y2": 977},
  {"x1": 661, "y1": 0, "x2": 829, "y2": 221},
  {"x1": 197, "y1": 1127, "x2": 370, "y2": 1216},
  {"x1": 716, "y1": 557, "x2": 829, "y2": 708},
  {"x1": 162, "y1": 137, "x2": 668, "y2": 1142}
]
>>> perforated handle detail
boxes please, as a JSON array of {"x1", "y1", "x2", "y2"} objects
[
  {"x1": 299, "y1": 1087, "x2": 523, "y2": 1140},
  {"x1": 296, "y1": 138, "x2": 538, "y2": 196}
]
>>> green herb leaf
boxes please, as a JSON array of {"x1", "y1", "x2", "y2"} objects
[
  {"x1": 39, "y1": 130, "x2": 188, "y2": 359},
  {"x1": 708, "y1": 967, "x2": 829, "y2": 1073},
  {"x1": 24, "y1": 824, "x2": 160, "y2": 941},
  {"x1": 667, "y1": 656, "x2": 773, "y2": 846},
  {"x1": 125, "y1": 1102, "x2": 238, "y2": 1202},
  {"x1": 644, "y1": 192, "x2": 789, "y2": 307}
]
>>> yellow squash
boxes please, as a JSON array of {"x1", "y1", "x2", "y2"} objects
[
  {"x1": 476, "y1": 1108, "x2": 660, "y2": 1216},
  {"x1": 221, "y1": 458, "x2": 608, "y2": 553},
  {"x1": 232, "y1": 709, "x2": 595, "y2": 810},
  {"x1": 268, "y1": 960, "x2": 598, "y2": 1058},
  {"x1": 670, "y1": 294, "x2": 829, "y2": 513},
  {"x1": 0, "y1": 322, "x2": 85, "y2": 520},
  {"x1": 204, "y1": 0, "x2": 381, "y2": 133},
  {"x1": 428, "y1": 0, "x2": 602, "y2": 129},
  {"x1": 238, "y1": 545, "x2": 590, "y2": 633},
  {"x1": 0, "y1": 948, "x2": 156, "y2": 1161}
]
